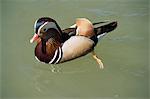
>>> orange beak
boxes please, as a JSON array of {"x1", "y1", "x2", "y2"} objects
[{"x1": 30, "y1": 33, "x2": 39, "y2": 43}]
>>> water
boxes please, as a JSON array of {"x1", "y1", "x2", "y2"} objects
[{"x1": 1, "y1": 0, "x2": 149, "y2": 99}]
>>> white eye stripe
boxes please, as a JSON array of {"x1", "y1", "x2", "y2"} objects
[
  {"x1": 37, "y1": 22, "x2": 60, "y2": 35},
  {"x1": 34, "y1": 19, "x2": 38, "y2": 32},
  {"x1": 37, "y1": 22, "x2": 49, "y2": 35}
]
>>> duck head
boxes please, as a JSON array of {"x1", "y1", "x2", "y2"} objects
[
  {"x1": 30, "y1": 17, "x2": 62, "y2": 43},
  {"x1": 30, "y1": 17, "x2": 62, "y2": 56}
]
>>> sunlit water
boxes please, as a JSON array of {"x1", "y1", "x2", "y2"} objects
[{"x1": 1, "y1": 0, "x2": 149, "y2": 99}]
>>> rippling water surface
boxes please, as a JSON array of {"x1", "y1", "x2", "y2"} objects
[{"x1": 1, "y1": 0, "x2": 149, "y2": 99}]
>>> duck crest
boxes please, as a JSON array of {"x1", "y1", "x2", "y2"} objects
[{"x1": 34, "y1": 17, "x2": 62, "y2": 38}]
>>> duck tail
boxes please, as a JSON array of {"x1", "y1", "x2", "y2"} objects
[{"x1": 93, "y1": 21, "x2": 117, "y2": 39}]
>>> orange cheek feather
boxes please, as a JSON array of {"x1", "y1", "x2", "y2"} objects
[{"x1": 36, "y1": 38, "x2": 41, "y2": 43}]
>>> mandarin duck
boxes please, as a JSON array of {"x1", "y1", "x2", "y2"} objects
[{"x1": 30, "y1": 17, "x2": 117, "y2": 69}]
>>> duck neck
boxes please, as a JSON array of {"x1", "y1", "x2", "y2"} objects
[
  {"x1": 41, "y1": 29, "x2": 62, "y2": 54},
  {"x1": 41, "y1": 37, "x2": 61, "y2": 55},
  {"x1": 41, "y1": 38, "x2": 47, "y2": 54}
]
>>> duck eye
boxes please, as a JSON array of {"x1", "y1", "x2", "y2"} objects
[{"x1": 43, "y1": 28, "x2": 47, "y2": 32}]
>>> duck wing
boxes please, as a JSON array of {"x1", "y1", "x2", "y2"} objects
[
  {"x1": 59, "y1": 21, "x2": 117, "y2": 63},
  {"x1": 62, "y1": 21, "x2": 117, "y2": 37},
  {"x1": 94, "y1": 21, "x2": 117, "y2": 37},
  {"x1": 60, "y1": 36, "x2": 95, "y2": 63}
]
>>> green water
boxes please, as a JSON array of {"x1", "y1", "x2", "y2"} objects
[{"x1": 1, "y1": 0, "x2": 149, "y2": 99}]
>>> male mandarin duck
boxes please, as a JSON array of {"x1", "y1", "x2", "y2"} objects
[{"x1": 30, "y1": 17, "x2": 117, "y2": 69}]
